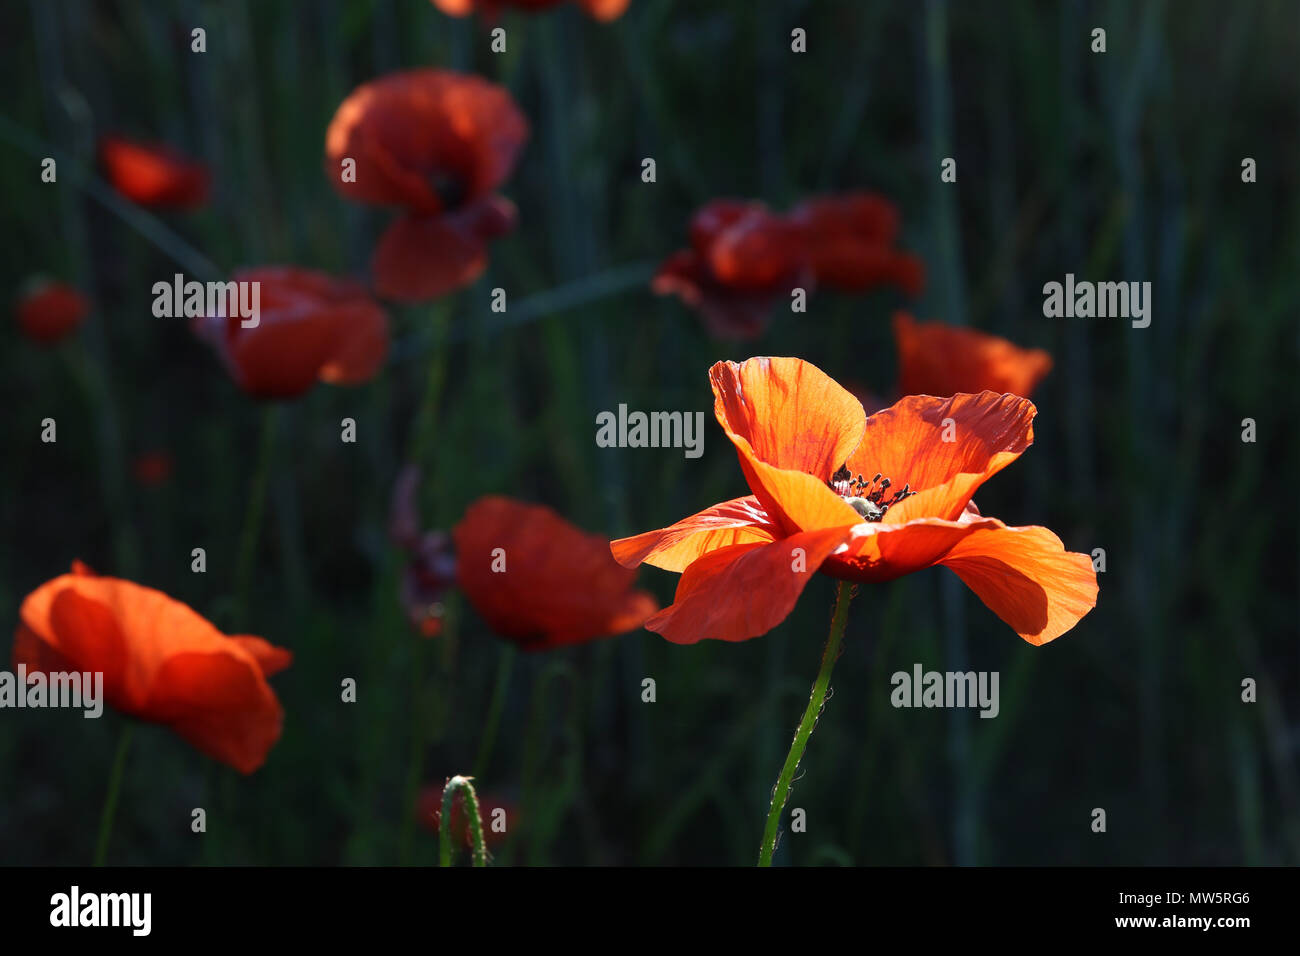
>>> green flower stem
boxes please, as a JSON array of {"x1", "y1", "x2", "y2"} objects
[
  {"x1": 232, "y1": 406, "x2": 279, "y2": 626},
  {"x1": 439, "y1": 775, "x2": 487, "y2": 868},
  {"x1": 471, "y1": 647, "x2": 516, "y2": 781},
  {"x1": 93, "y1": 724, "x2": 134, "y2": 866},
  {"x1": 758, "y1": 580, "x2": 855, "y2": 867}
]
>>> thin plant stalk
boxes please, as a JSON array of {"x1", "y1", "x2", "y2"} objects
[
  {"x1": 758, "y1": 580, "x2": 855, "y2": 867},
  {"x1": 93, "y1": 724, "x2": 134, "y2": 866}
]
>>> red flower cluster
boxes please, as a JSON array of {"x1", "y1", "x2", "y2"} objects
[{"x1": 655, "y1": 193, "x2": 924, "y2": 339}]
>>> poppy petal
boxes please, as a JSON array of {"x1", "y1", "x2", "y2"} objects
[
  {"x1": 372, "y1": 214, "x2": 489, "y2": 302},
  {"x1": 938, "y1": 523, "x2": 1098, "y2": 644},
  {"x1": 710, "y1": 357, "x2": 866, "y2": 479},
  {"x1": 453, "y1": 496, "x2": 657, "y2": 649},
  {"x1": 893, "y1": 312, "x2": 1053, "y2": 399},
  {"x1": 611, "y1": 495, "x2": 779, "y2": 572},
  {"x1": 845, "y1": 391, "x2": 1035, "y2": 523},
  {"x1": 145, "y1": 651, "x2": 285, "y2": 774},
  {"x1": 645, "y1": 526, "x2": 853, "y2": 644},
  {"x1": 228, "y1": 635, "x2": 294, "y2": 677}
]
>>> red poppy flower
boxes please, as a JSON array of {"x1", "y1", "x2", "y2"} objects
[
  {"x1": 417, "y1": 783, "x2": 514, "y2": 849},
  {"x1": 653, "y1": 200, "x2": 809, "y2": 340},
  {"x1": 432, "y1": 0, "x2": 628, "y2": 20},
  {"x1": 612, "y1": 357, "x2": 1097, "y2": 646},
  {"x1": 13, "y1": 562, "x2": 291, "y2": 773},
  {"x1": 131, "y1": 450, "x2": 174, "y2": 487},
  {"x1": 452, "y1": 496, "x2": 657, "y2": 650},
  {"x1": 193, "y1": 267, "x2": 389, "y2": 400},
  {"x1": 14, "y1": 280, "x2": 88, "y2": 345},
  {"x1": 98, "y1": 136, "x2": 210, "y2": 209},
  {"x1": 787, "y1": 192, "x2": 924, "y2": 295},
  {"x1": 324, "y1": 69, "x2": 528, "y2": 302},
  {"x1": 893, "y1": 312, "x2": 1053, "y2": 399}
]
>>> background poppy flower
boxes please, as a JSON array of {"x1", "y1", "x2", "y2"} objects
[
  {"x1": 14, "y1": 280, "x2": 88, "y2": 345},
  {"x1": 13, "y1": 563, "x2": 291, "y2": 774},
  {"x1": 893, "y1": 311, "x2": 1053, "y2": 398},
  {"x1": 98, "y1": 136, "x2": 210, "y2": 209},
  {"x1": 788, "y1": 192, "x2": 925, "y2": 295},
  {"x1": 432, "y1": 0, "x2": 629, "y2": 20},
  {"x1": 613, "y1": 357, "x2": 1097, "y2": 646},
  {"x1": 324, "y1": 69, "x2": 528, "y2": 302},
  {"x1": 453, "y1": 496, "x2": 657, "y2": 650},
  {"x1": 193, "y1": 266, "x2": 389, "y2": 400},
  {"x1": 653, "y1": 200, "x2": 809, "y2": 339}
]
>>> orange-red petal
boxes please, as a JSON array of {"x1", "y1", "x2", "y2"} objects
[
  {"x1": 453, "y1": 496, "x2": 657, "y2": 650},
  {"x1": 99, "y1": 136, "x2": 210, "y2": 208},
  {"x1": 372, "y1": 213, "x2": 492, "y2": 302},
  {"x1": 14, "y1": 570, "x2": 289, "y2": 773},
  {"x1": 938, "y1": 522, "x2": 1097, "y2": 644},
  {"x1": 845, "y1": 391, "x2": 1035, "y2": 523},
  {"x1": 644, "y1": 526, "x2": 853, "y2": 644},
  {"x1": 611, "y1": 495, "x2": 779, "y2": 572},
  {"x1": 893, "y1": 312, "x2": 1053, "y2": 399}
]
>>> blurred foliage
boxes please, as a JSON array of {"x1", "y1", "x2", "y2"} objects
[{"x1": 0, "y1": 0, "x2": 1297, "y2": 865}]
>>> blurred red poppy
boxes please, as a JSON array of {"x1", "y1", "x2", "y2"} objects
[
  {"x1": 324, "y1": 69, "x2": 528, "y2": 302},
  {"x1": 787, "y1": 192, "x2": 924, "y2": 295},
  {"x1": 432, "y1": 0, "x2": 628, "y2": 20},
  {"x1": 452, "y1": 496, "x2": 657, "y2": 650},
  {"x1": 613, "y1": 357, "x2": 1097, "y2": 646},
  {"x1": 14, "y1": 562, "x2": 291, "y2": 773},
  {"x1": 14, "y1": 280, "x2": 88, "y2": 345},
  {"x1": 193, "y1": 267, "x2": 389, "y2": 400},
  {"x1": 99, "y1": 136, "x2": 210, "y2": 209},
  {"x1": 131, "y1": 450, "x2": 174, "y2": 487},
  {"x1": 893, "y1": 312, "x2": 1053, "y2": 399},
  {"x1": 417, "y1": 782, "x2": 514, "y2": 849},
  {"x1": 653, "y1": 200, "x2": 809, "y2": 340}
]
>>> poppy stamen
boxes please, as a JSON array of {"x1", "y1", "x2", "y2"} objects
[{"x1": 829, "y1": 463, "x2": 916, "y2": 521}]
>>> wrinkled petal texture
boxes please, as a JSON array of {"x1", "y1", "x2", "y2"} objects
[
  {"x1": 196, "y1": 266, "x2": 389, "y2": 399},
  {"x1": 709, "y1": 357, "x2": 865, "y2": 533},
  {"x1": 325, "y1": 69, "x2": 527, "y2": 212},
  {"x1": 893, "y1": 312, "x2": 1053, "y2": 399},
  {"x1": 611, "y1": 495, "x2": 779, "y2": 572},
  {"x1": 99, "y1": 136, "x2": 210, "y2": 208},
  {"x1": 453, "y1": 496, "x2": 657, "y2": 650},
  {"x1": 13, "y1": 569, "x2": 290, "y2": 773},
  {"x1": 15, "y1": 281, "x2": 88, "y2": 345},
  {"x1": 845, "y1": 391, "x2": 1036, "y2": 523},
  {"x1": 644, "y1": 527, "x2": 853, "y2": 644}
]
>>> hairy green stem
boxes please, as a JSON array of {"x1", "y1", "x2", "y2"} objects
[
  {"x1": 758, "y1": 580, "x2": 854, "y2": 867},
  {"x1": 439, "y1": 775, "x2": 487, "y2": 868}
]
